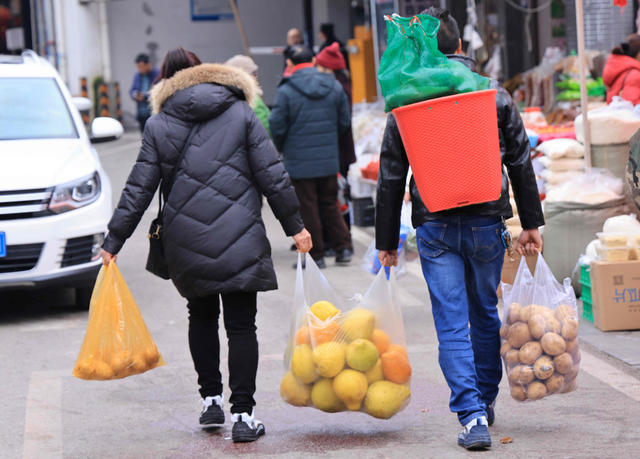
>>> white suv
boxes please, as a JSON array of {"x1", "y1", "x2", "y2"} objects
[{"x1": 0, "y1": 51, "x2": 122, "y2": 307}]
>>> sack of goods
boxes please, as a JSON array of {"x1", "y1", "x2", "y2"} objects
[
  {"x1": 500, "y1": 255, "x2": 579, "y2": 402},
  {"x1": 377, "y1": 14, "x2": 489, "y2": 112},
  {"x1": 281, "y1": 254, "x2": 411, "y2": 419},
  {"x1": 73, "y1": 262, "x2": 164, "y2": 380}
]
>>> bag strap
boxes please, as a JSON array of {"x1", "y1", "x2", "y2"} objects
[
  {"x1": 156, "y1": 124, "x2": 200, "y2": 218},
  {"x1": 619, "y1": 68, "x2": 639, "y2": 100}
]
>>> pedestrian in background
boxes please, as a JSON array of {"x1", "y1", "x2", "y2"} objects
[
  {"x1": 270, "y1": 45, "x2": 352, "y2": 268},
  {"x1": 319, "y1": 23, "x2": 349, "y2": 70},
  {"x1": 376, "y1": 8, "x2": 544, "y2": 450},
  {"x1": 283, "y1": 27, "x2": 304, "y2": 75},
  {"x1": 102, "y1": 47, "x2": 312, "y2": 443},
  {"x1": 316, "y1": 41, "x2": 356, "y2": 250},
  {"x1": 316, "y1": 42, "x2": 356, "y2": 182},
  {"x1": 225, "y1": 54, "x2": 271, "y2": 137},
  {"x1": 603, "y1": 33, "x2": 640, "y2": 104},
  {"x1": 130, "y1": 53, "x2": 159, "y2": 132}
]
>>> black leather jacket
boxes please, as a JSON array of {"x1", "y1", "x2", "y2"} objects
[{"x1": 376, "y1": 55, "x2": 544, "y2": 250}]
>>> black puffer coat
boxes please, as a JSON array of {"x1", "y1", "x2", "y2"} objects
[
  {"x1": 103, "y1": 64, "x2": 304, "y2": 298},
  {"x1": 376, "y1": 55, "x2": 544, "y2": 250}
]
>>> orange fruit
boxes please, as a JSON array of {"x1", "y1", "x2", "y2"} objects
[
  {"x1": 310, "y1": 321, "x2": 340, "y2": 345},
  {"x1": 370, "y1": 329, "x2": 391, "y2": 354},
  {"x1": 296, "y1": 326, "x2": 311, "y2": 345},
  {"x1": 387, "y1": 344, "x2": 409, "y2": 358},
  {"x1": 381, "y1": 350, "x2": 412, "y2": 384}
]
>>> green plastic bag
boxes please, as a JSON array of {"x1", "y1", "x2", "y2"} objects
[{"x1": 377, "y1": 14, "x2": 490, "y2": 112}]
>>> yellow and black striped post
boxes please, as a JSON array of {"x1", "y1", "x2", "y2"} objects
[
  {"x1": 99, "y1": 83, "x2": 110, "y2": 117},
  {"x1": 114, "y1": 82, "x2": 122, "y2": 121},
  {"x1": 79, "y1": 77, "x2": 90, "y2": 126}
]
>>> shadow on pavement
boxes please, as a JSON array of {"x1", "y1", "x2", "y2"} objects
[{"x1": 0, "y1": 287, "x2": 86, "y2": 324}]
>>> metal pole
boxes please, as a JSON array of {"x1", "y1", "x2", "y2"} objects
[
  {"x1": 304, "y1": 0, "x2": 313, "y2": 49},
  {"x1": 575, "y1": 0, "x2": 591, "y2": 168},
  {"x1": 228, "y1": 0, "x2": 252, "y2": 58}
]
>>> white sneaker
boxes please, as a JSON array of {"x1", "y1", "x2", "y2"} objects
[{"x1": 231, "y1": 410, "x2": 265, "y2": 443}]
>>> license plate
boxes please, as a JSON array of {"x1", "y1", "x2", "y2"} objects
[{"x1": 0, "y1": 232, "x2": 5, "y2": 258}]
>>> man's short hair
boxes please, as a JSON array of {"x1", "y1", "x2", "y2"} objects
[
  {"x1": 420, "y1": 7, "x2": 460, "y2": 55},
  {"x1": 287, "y1": 45, "x2": 314, "y2": 65},
  {"x1": 135, "y1": 53, "x2": 150, "y2": 64}
]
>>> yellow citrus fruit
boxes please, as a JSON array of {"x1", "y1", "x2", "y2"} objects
[
  {"x1": 333, "y1": 369, "x2": 368, "y2": 411},
  {"x1": 364, "y1": 380, "x2": 411, "y2": 419},
  {"x1": 341, "y1": 308, "x2": 375, "y2": 341},
  {"x1": 292, "y1": 344, "x2": 319, "y2": 384},
  {"x1": 310, "y1": 301, "x2": 340, "y2": 321},
  {"x1": 280, "y1": 371, "x2": 311, "y2": 406},
  {"x1": 345, "y1": 339, "x2": 379, "y2": 372},
  {"x1": 313, "y1": 342, "x2": 346, "y2": 378},
  {"x1": 365, "y1": 358, "x2": 384, "y2": 385},
  {"x1": 311, "y1": 378, "x2": 344, "y2": 412}
]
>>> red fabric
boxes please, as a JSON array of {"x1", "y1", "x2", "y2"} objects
[
  {"x1": 614, "y1": 0, "x2": 627, "y2": 7},
  {"x1": 283, "y1": 62, "x2": 314, "y2": 78},
  {"x1": 315, "y1": 42, "x2": 346, "y2": 70},
  {"x1": 603, "y1": 54, "x2": 640, "y2": 104}
]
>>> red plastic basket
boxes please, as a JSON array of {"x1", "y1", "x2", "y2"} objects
[{"x1": 392, "y1": 89, "x2": 502, "y2": 212}]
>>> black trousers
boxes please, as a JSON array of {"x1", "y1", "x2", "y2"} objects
[
  {"x1": 137, "y1": 114, "x2": 150, "y2": 133},
  {"x1": 292, "y1": 175, "x2": 353, "y2": 260},
  {"x1": 187, "y1": 292, "x2": 258, "y2": 414}
]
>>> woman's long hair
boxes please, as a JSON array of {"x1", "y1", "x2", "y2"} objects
[
  {"x1": 159, "y1": 47, "x2": 202, "y2": 80},
  {"x1": 612, "y1": 34, "x2": 640, "y2": 58}
]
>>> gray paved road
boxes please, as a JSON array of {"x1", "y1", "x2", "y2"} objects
[{"x1": 3, "y1": 133, "x2": 640, "y2": 458}]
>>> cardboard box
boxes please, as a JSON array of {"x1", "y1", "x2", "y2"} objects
[
  {"x1": 590, "y1": 260, "x2": 640, "y2": 331},
  {"x1": 498, "y1": 252, "x2": 538, "y2": 298}
]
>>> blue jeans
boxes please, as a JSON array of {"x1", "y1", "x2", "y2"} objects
[{"x1": 417, "y1": 216, "x2": 505, "y2": 426}]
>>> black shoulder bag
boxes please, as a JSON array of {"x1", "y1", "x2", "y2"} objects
[{"x1": 146, "y1": 126, "x2": 200, "y2": 279}]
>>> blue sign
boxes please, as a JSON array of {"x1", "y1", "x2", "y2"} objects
[
  {"x1": 0, "y1": 232, "x2": 6, "y2": 258},
  {"x1": 191, "y1": 0, "x2": 235, "y2": 21}
]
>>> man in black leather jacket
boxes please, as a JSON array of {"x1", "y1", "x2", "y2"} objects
[{"x1": 376, "y1": 7, "x2": 544, "y2": 450}]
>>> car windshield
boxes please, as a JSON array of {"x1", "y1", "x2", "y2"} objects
[{"x1": 0, "y1": 77, "x2": 78, "y2": 140}]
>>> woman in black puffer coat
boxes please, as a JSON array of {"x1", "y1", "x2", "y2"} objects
[{"x1": 101, "y1": 48, "x2": 311, "y2": 442}]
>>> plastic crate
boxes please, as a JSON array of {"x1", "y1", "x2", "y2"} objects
[
  {"x1": 579, "y1": 264, "x2": 591, "y2": 288},
  {"x1": 582, "y1": 297, "x2": 594, "y2": 323},
  {"x1": 579, "y1": 264, "x2": 594, "y2": 322}
]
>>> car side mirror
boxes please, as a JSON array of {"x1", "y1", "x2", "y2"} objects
[
  {"x1": 72, "y1": 96, "x2": 92, "y2": 112},
  {"x1": 90, "y1": 117, "x2": 124, "y2": 143}
]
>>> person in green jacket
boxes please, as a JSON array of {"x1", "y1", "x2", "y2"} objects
[{"x1": 225, "y1": 54, "x2": 271, "y2": 137}]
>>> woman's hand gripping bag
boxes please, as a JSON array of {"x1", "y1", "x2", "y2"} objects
[
  {"x1": 73, "y1": 261, "x2": 164, "y2": 380},
  {"x1": 500, "y1": 255, "x2": 579, "y2": 401},
  {"x1": 280, "y1": 254, "x2": 411, "y2": 419}
]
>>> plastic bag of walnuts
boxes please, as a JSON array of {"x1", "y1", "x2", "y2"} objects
[{"x1": 500, "y1": 254, "x2": 579, "y2": 402}]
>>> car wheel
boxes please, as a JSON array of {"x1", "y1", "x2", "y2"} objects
[{"x1": 75, "y1": 286, "x2": 93, "y2": 309}]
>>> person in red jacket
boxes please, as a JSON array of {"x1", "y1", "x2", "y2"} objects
[{"x1": 603, "y1": 34, "x2": 640, "y2": 104}]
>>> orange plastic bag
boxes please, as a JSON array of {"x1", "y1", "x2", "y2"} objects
[{"x1": 73, "y1": 261, "x2": 164, "y2": 380}]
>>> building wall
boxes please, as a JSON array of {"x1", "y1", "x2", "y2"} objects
[
  {"x1": 106, "y1": 0, "x2": 306, "y2": 127},
  {"x1": 56, "y1": 0, "x2": 104, "y2": 95}
]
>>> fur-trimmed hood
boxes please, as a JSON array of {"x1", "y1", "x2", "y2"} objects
[{"x1": 149, "y1": 63, "x2": 258, "y2": 115}]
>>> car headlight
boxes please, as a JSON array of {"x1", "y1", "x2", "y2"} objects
[{"x1": 49, "y1": 172, "x2": 101, "y2": 214}]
